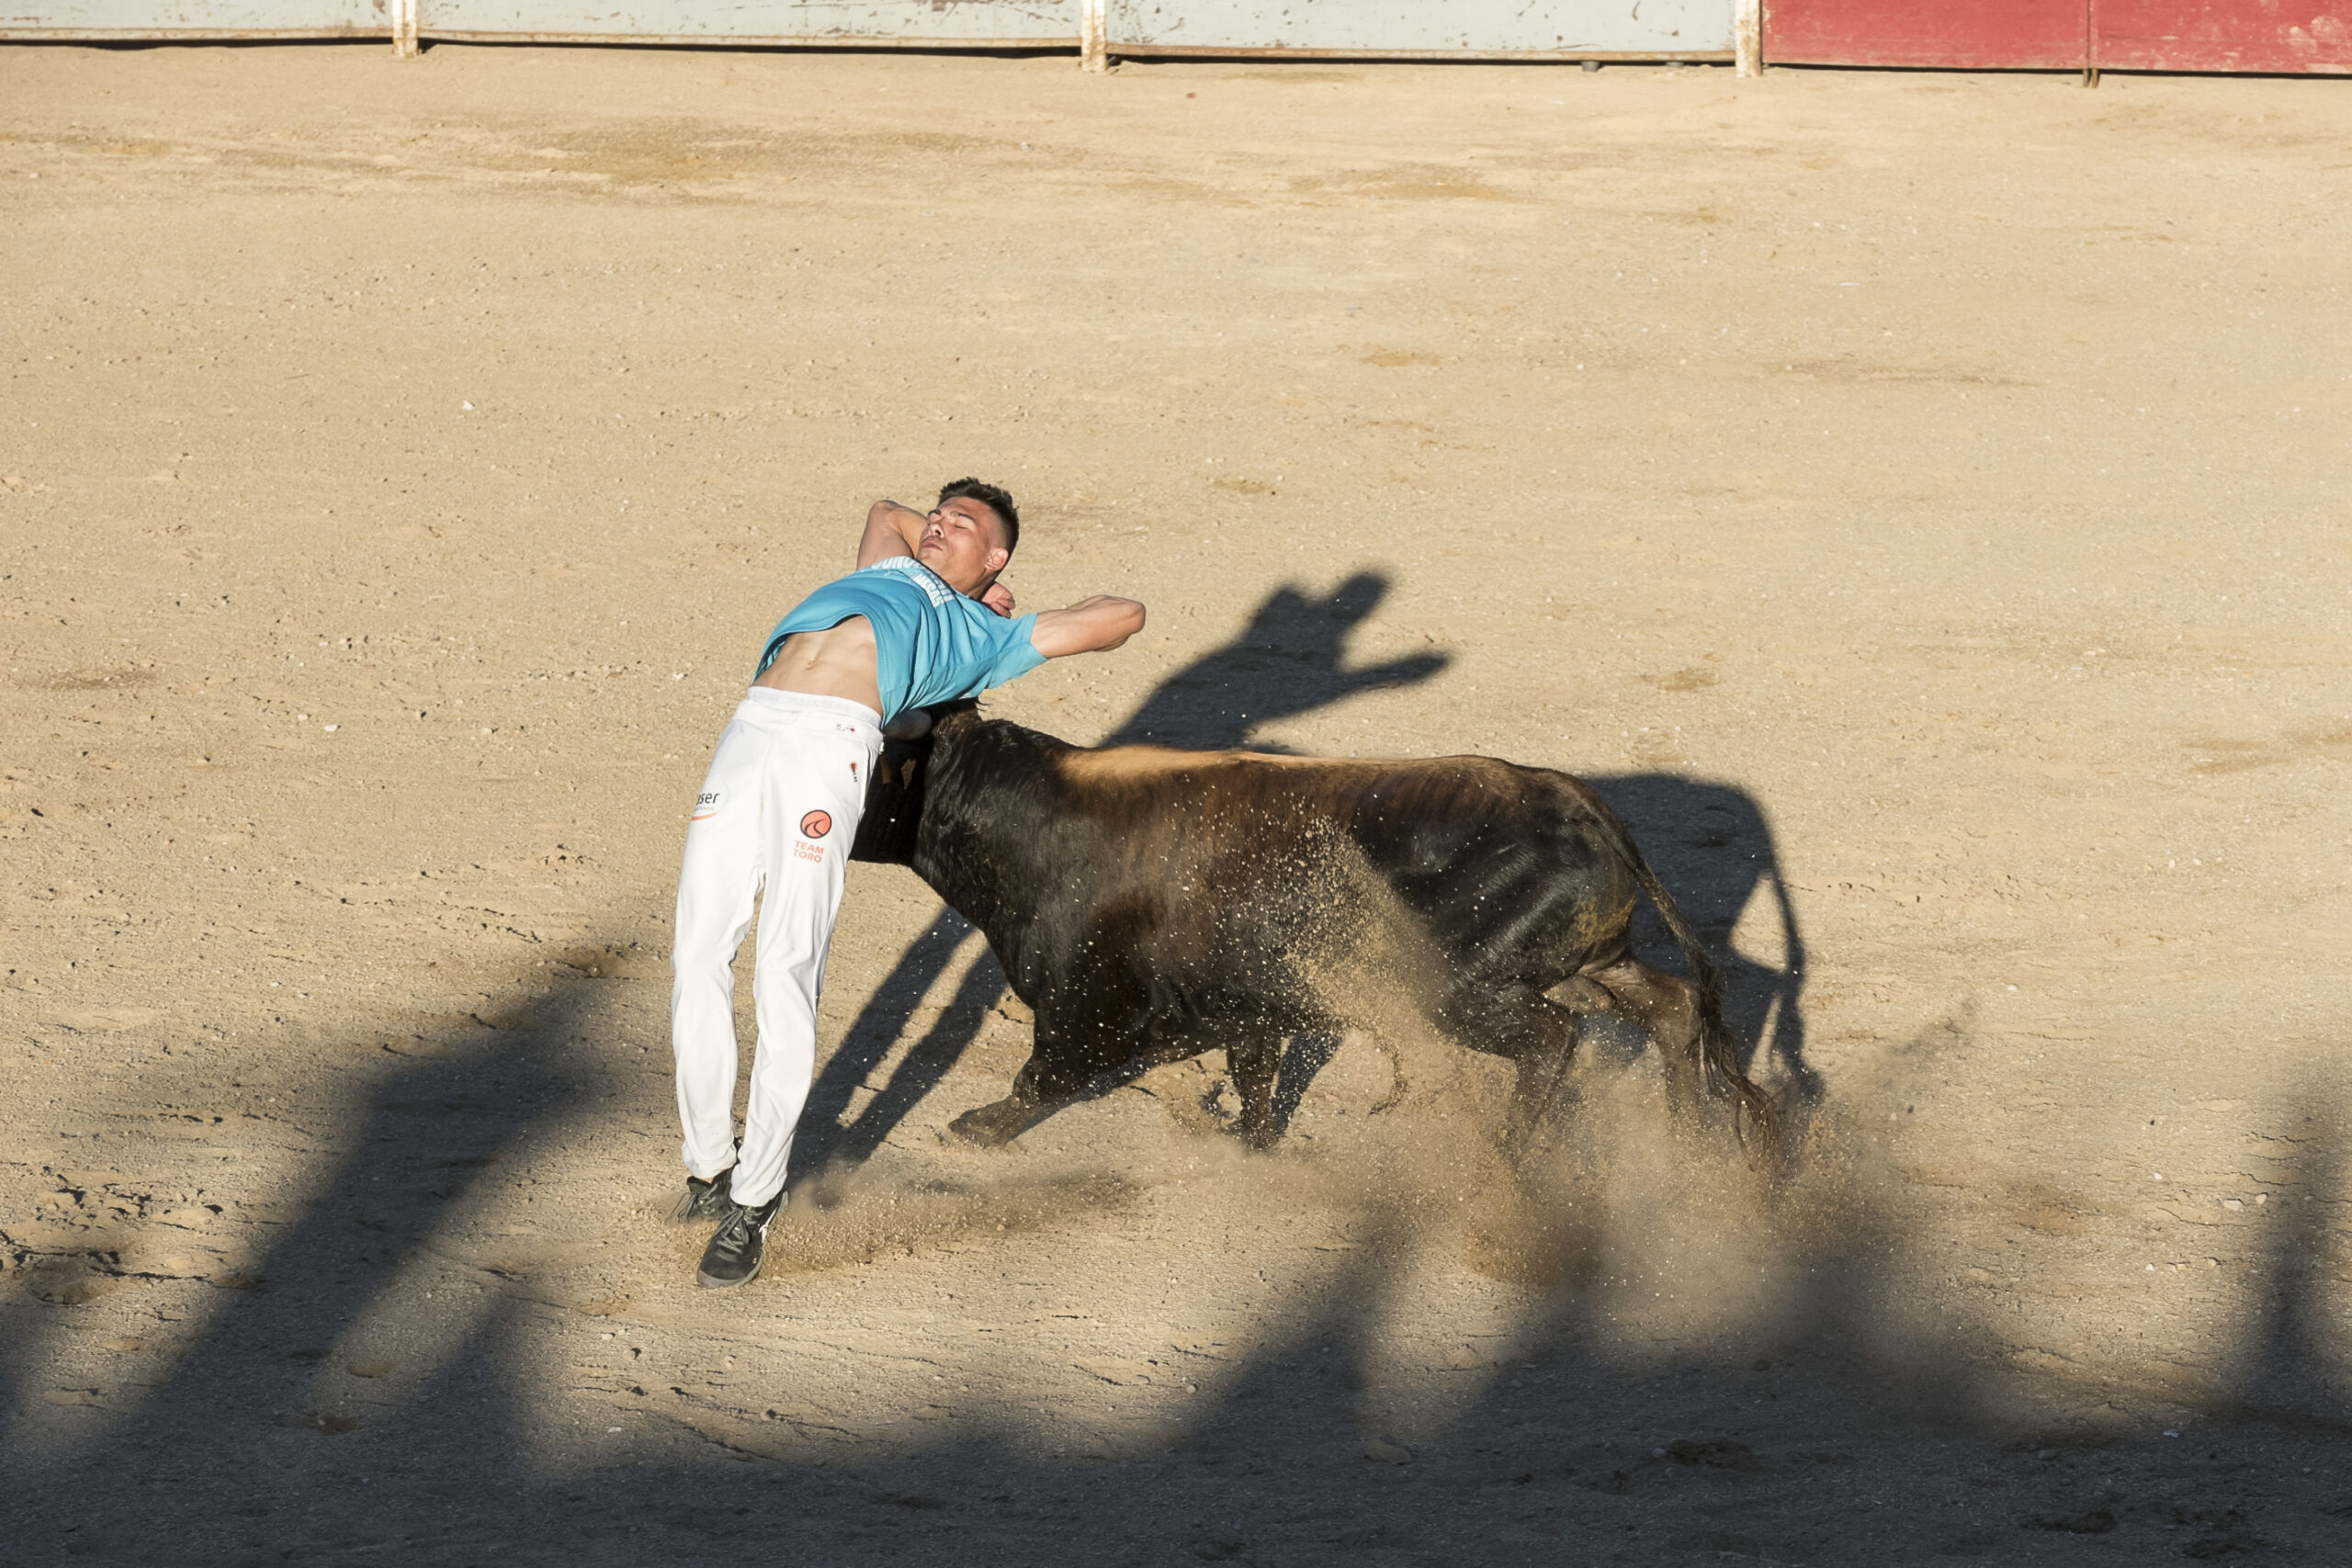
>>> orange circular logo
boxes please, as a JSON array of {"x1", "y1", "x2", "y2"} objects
[{"x1": 799, "y1": 810, "x2": 832, "y2": 840}]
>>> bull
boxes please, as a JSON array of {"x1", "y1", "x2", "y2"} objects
[{"x1": 852, "y1": 703, "x2": 1775, "y2": 1162}]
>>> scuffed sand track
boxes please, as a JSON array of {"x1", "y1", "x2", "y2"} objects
[{"x1": 4, "y1": 43, "x2": 2350, "y2": 1562}]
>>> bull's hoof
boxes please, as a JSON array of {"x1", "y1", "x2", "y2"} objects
[
  {"x1": 947, "y1": 1100, "x2": 1028, "y2": 1147},
  {"x1": 1232, "y1": 1118, "x2": 1283, "y2": 1152}
]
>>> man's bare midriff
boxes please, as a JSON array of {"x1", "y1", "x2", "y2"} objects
[{"x1": 752, "y1": 617, "x2": 883, "y2": 716}]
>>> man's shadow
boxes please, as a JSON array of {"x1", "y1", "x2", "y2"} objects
[
  {"x1": 1095, "y1": 572, "x2": 1448, "y2": 751},
  {"x1": 795, "y1": 572, "x2": 1445, "y2": 1169}
]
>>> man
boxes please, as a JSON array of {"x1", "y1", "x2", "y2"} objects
[{"x1": 672, "y1": 478, "x2": 1145, "y2": 1289}]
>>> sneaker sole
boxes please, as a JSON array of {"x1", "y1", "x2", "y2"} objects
[{"x1": 694, "y1": 1252, "x2": 763, "y2": 1291}]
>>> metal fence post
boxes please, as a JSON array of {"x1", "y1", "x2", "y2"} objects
[
  {"x1": 1736, "y1": 0, "x2": 1760, "y2": 75},
  {"x1": 1080, "y1": 0, "x2": 1107, "y2": 71},
  {"x1": 393, "y1": 0, "x2": 418, "y2": 55}
]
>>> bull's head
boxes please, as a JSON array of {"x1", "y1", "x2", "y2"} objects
[
  {"x1": 848, "y1": 728, "x2": 933, "y2": 865},
  {"x1": 847, "y1": 701, "x2": 978, "y2": 865}
]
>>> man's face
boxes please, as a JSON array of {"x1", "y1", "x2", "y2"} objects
[{"x1": 914, "y1": 496, "x2": 1012, "y2": 593}]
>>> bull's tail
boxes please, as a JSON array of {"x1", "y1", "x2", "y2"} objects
[{"x1": 1583, "y1": 801, "x2": 1781, "y2": 1168}]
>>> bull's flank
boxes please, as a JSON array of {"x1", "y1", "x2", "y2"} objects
[{"x1": 851, "y1": 703, "x2": 1780, "y2": 1165}]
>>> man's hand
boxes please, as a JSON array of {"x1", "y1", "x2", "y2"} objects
[
  {"x1": 978, "y1": 582, "x2": 1017, "y2": 618},
  {"x1": 1031, "y1": 595, "x2": 1147, "y2": 659}
]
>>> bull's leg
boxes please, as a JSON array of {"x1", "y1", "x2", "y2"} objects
[
  {"x1": 1580, "y1": 958, "x2": 1707, "y2": 1125},
  {"x1": 1439, "y1": 983, "x2": 1584, "y2": 1153},
  {"x1": 946, "y1": 1033, "x2": 1098, "y2": 1148},
  {"x1": 945, "y1": 1088, "x2": 1038, "y2": 1147},
  {"x1": 1227, "y1": 1034, "x2": 1283, "y2": 1149}
]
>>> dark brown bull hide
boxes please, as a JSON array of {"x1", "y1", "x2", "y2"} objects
[{"x1": 852, "y1": 704, "x2": 1774, "y2": 1160}]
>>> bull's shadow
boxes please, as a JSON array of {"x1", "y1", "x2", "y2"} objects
[
  {"x1": 796, "y1": 571, "x2": 1447, "y2": 1169},
  {"x1": 1581, "y1": 773, "x2": 1820, "y2": 1111}
]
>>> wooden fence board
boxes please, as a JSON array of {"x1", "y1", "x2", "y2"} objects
[
  {"x1": 2096, "y1": 0, "x2": 2352, "y2": 72},
  {"x1": 1763, "y1": 0, "x2": 2086, "y2": 68}
]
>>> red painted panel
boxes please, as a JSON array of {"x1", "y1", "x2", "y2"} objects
[
  {"x1": 1765, "y1": 0, "x2": 2087, "y2": 68},
  {"x1": 2097, "y1": 1, "x2": 2352, "y2": 71}
]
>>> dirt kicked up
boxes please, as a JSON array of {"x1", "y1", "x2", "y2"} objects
[{"x1": 4, "y1": 41, "x2": 2350, "y2": 1565}]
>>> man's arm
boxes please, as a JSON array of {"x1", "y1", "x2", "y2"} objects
[
  {"x1": 1030, "y1": 595, "x2": 1147, "y2": 659},
  {"x1": 855, "y1": 501, "x2": 928, "y2": 570}
]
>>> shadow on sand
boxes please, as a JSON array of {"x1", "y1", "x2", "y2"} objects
[
  {"x1": 14, "y1": 571, "x2": 2340, "y2": 1563},
  {"x1": 6, "y1": 971, "x2": 2347, "y2": 1563}
]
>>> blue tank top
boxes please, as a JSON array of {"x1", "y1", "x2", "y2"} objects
[{"x1": 755, "y1": 556, "x2": 1046, "y2": 726}]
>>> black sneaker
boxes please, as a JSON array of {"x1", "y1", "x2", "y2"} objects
[
  {"x1": 695, "y1": 1191, "x2": 785, "y2": 1290},
  {"x1": 672, "y1": 1167, "x2": 734, "y2": 1224}
]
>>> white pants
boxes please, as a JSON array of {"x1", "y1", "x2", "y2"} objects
[{"x1": 672, "y1": 689, "x2": 883, "y2": 1208}]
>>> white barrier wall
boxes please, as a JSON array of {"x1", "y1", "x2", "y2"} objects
[
  {"x1": 1, "y1": 0, "x2": 391, "y2": 36},
  {"x1": 421, "y1": 0, "x2": 1072, "y2": 44},
  {"x1": 0, "y1": 0, "x2": 1735, "y2": 55},
  {"x1": 1107, "y1": 0, "x2": 1733, "y2": 56}
]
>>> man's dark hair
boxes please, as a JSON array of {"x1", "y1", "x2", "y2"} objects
[{"x1": 937, "y1": 477, "x2": 1019, "y2": 556}]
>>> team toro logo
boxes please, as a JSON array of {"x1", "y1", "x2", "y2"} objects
[{"x1": 799, "y1": 809, "x2": 832, "y2": 840}]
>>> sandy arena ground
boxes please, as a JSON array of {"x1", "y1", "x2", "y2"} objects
[{"x1": 4, "y1": 41, "x2": 2350, "y2": 1565}]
